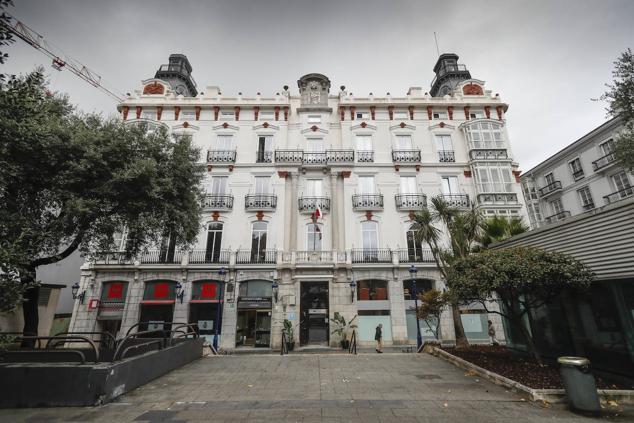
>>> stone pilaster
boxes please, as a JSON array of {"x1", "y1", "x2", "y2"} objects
[
  {"x1": 283, "y1": 173, "x2": 293, "y2": 250},
  {"x1": 290, "y1": 173, "x2": 298, "y2": 250},
  {"x1": 389, "y1": 277, "x2": 408, "y2": 344},
  {"x1": 330, "y1": 173, "x2": 339, "y2": 250}
]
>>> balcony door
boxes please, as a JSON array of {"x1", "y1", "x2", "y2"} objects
[
  {"x1": 406, "y1": 223, "x2": 424, "y2": 261},
  {"x1": 205, "y1": 222, "x2": 223, "y2": 262},
  {"x1": 251, "y1": 221, "x2": 268, "y2": 262},
  {"x1": 255, "y1": 176, "x2": 271, "y2": 195},
  {"x1": 257, "y1": 136, "x2": 272, "y2": 162},
  {"x1": 395, "y1": 134, "x2": 413, "y2": 150},
  {"x1": 216, "y1": 135, "x2": 232, "y2": 150},
  {"x1": 358, "y1": 176, "x2": 375, "y2": 194},
  {"x1": 210, "y1": 176, "x2": 227, "y2": 195},
  {"x1": 441, "y1": 176, "x2": 459, "y2": 195},
  {"x1": 362, "y1": 221, "x2": 379, "y2": 260},
  {"x1": 306, "y1": 179, "x2": 322, "y2": 197},
  {"x1": 400, "y1": 176, "x2": 417, "y2": 194}
]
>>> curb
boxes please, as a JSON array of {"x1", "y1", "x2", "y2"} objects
[{"x1": 429, "y1": 347, "x2": 634, "y2": 404}]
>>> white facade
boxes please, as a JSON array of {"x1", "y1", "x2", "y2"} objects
[
  {"x1": 522, "y1": 117, "x2": 633, "y2": 228},
  {"x1": 68, "y1": 54, "x2": 525, "y2": 349}
]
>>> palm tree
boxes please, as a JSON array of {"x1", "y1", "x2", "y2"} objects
[
  {"x1": 480, "y1": 216, "x2": 529, "y2": 247},
  {"x1": 412, "y1": 196, "x2": 483, "y2": 348}
]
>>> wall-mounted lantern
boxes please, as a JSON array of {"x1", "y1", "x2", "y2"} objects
[
  {"x1": 71, "y1": 282, "x2": 86, "y2": 304},
  {"x1": 175, "y1": 282, "x2": 185, "y2": 304}
]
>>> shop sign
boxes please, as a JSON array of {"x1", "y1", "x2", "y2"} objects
[{"x1": 237, "y1": 297, "x2": 272, "y2": 309}]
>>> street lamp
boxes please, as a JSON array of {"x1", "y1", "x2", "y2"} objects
[
  {"x1": 409, "y1": 265, "x2": 423, "y2": 351},
  {"x1": 71, "y1": 282, "x2": 86, "y2": 304},
  {"x1": 175, "y1": 282, "x2": 185, "y2": 304},
  {"x1": 214, "y1": 267, "x2": 228, "y2": 350},
  {"x1": 349, "y1": 277, "x2": 357, "y2": 303},
  {"x1": 271, "y1": 280, "x2": 279, "y2": 303}
]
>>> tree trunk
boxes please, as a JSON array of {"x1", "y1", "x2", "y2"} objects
[
  {"x1": 451, "y1": 303, "x2": 469, "y2": 349},
  {"x1": 512, "y1": 314, "x2": 542, "y2": 365},
  {"x1": 21, "y1": 272, "x2": 40, "y2": 348}
]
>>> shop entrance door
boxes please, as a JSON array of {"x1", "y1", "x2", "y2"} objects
[
  {"x1": 236, "y1": 309, "x2": 271, "y2": 347},
  {"x1": 300, "y1": 282, "x2": 329, "y2": 346},
  {"x1": 138, "y1": 304, "x2": 174, "y2": 333}
]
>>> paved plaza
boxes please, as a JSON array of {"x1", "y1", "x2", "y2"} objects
[{"x1": 1, "y1": 352, "x2": 631, "y2": 422}]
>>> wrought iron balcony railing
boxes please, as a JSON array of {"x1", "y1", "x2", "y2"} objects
[
  {"x1": 351, "y1": 249, "x2": 392, "y2": 263},
  {"x1": 592, "y1": 152, "x2": 617, "y2": 172},
  {"x1": 397, "y1": 249, "x2": 435, "y2": 263},
  {"x1": 326, "y1": 150, "x2": 354, "y2": 164},
  {"x1": 604, "y1": 186, "x2": 634, "y2": 204},
  {"x1": 236, "y1": 249, "x2": 276, "y2": 264},
  {"x1": 356, "y1": 150, "x2": 374, "y2": 163},
  {"x1": 256, "y1": 150, "x2": 273, "y2": 163},
  {"x1": 298, "y1": 197, "x2": 331, "y2": 213},
  {"x1": 438, "y1": 150, "x2": 455, "y2": 163},
  {"x1": 544, "y1": 210, "x2": 571, "y2": 224},
  {"x1": 572, "y1": 169, "x2": 585, "y2": 180},
  {"x1": 439, "y1": 194, "x2": 470, "y2": 208},
  {"x1": 581, "y1": 202, "x2": 596, "y2": 211},
  {"x1": 469, "y1": 149, "x2": 508, "y2": 160},
  {"x1": 206, "y1": 150, "x2": 236, "y2": 163},
  {"x1": 93, "y1": 251, "x2": 135, "y2": 265},
  {"x1": 476, "y1": 193, "x2": 518, "y2": 205},
  {"x1": 538, "y1": 181, "x2": 563, "y2": 197},
  {"x1": 392, "y1": 149, "x2": 421, "y2": 163},
  {"x1": 275, "y1": 150, "x2": 303, "y2": 164},
  {"x1": 202, "y1": 194, "x2": 234, "y2": 210},
  {"x1": 395, "y1": 194, "x2": 427, "y2": 210},
  {"x1": 245, "y1": 194, "x2": 277, "y2": 210},
  {"x1": 188, "y1": 249, "x2": 231, "y2": 264},
  {"x1": 352, "y1": 194, "x2": 384, "y2": 210},
  {"x1": 139, "y1": 249, "x2": 186, "y2": 264},
  {"x1": 302, "y1": 152, "x2": 327, "y2": 165}
]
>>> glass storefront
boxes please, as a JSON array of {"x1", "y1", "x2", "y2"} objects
[{"x1": 236, "y1": 281, "x2": 273, "y2": 348}]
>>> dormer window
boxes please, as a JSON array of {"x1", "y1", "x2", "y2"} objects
[
  {"x1": 356, "y1": 111, "x2": 370, "y2": 120},
  {"x1": 433, "y1": 112, "x2": 448, "y2": 119}
]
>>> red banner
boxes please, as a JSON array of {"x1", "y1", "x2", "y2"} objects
[
  {"x1": 154, "y1": 283, "x2": 169, "y2": 299},
  {"x1": 201, "y1": 283, "x2": 217, "y2": 299},
  {"x1": 107, "y1": 283, "x2": 123, "y2": 299}
]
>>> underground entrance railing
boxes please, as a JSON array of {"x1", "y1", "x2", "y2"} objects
[{"x1": 348, "y1": 330, "x2": 357, "y2": 355}]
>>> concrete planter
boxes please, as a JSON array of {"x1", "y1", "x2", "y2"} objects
[{"x1": 430, "y1": 347, "x2": 634, "y2": 405}]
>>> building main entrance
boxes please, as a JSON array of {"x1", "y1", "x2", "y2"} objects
[{"x1": 300, "y1": 281, "x2": 329, "y2": 346}]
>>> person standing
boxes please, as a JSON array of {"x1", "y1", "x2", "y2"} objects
[
  {"x1": 375, "y1": 323, "x2": 383, "y2": 353},
  {"x1": 488, "y1": 320, "x2": 499, "y2": 345}
]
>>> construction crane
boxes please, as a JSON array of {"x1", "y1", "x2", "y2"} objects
[{"x1": 2, "y1": 13, "x2": 126, "y2": 102}]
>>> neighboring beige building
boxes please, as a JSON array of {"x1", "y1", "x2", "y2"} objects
[
  {"x1": 69, "y1": 53, "x2": 527, "y2": 349},
  {"x1": 0, "y1": 284, "x2": 66, "y2": 336}
]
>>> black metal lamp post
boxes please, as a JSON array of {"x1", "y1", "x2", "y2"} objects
[
  {"x1": 71, "y1": 282, "x2": 86, "y2": 304},
  {"x1": 271, "y1": 280, "x2": 279, "y2": 303},
  {"x1": 409, "y1": 265, "x2": 423, "y2": 350},
  {"x1": 214, "y1": 267, "x2": 228, "y2": 350},
  {"x1": 175, "y1": 282, "x2": 185, "y2": 304}
]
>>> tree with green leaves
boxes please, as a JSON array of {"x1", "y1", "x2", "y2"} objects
[
  {"x1": 601, "y1": 48, "x2": 634, "y2": 170},
  {"x1": 0, "y1": 70, "x2": 205, "y2": 343},
  {"x1": 416, "y1": 289, "x2": 449, "y2": 340},
  {"x1": 412, "y1": 196, "x2": 482, "y2": 348},
  {"x1": 480, "y1": 216, "x2": 529, "y2": 248},
  {"x1": 447, "y1": 247, "x2": 594, "y2": 364}
]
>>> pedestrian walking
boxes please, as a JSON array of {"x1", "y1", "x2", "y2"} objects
[
  {"x1": 375, "y1": 323, "x2": 383, "y2": 353},
  {"x1": 488, "y1": 320, "x2": 499, "y2": 345}
]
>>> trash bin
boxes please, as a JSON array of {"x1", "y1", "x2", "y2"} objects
[{"x1": 557, "y1": 356, "x2": 601, "y2": 413}]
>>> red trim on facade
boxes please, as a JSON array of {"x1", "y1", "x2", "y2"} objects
[
  {"x1": 213, "y1": 106, "x2": 220, "y2": 121},
  {"x1": 464, "y1": 106, "x2": 470, "y2": 120},
  {"x1": 122, "y1": 106, "x2": 129, "y2": 120},
  {"x1": 174, "y1": 106, "x2": 181, "y2": 120},
  {"x1": 340, "y1": 171, "x2": 351, "y2": 178},
  {"x1": 284, "y1": 106, "x2": 289, "y2": 121},
  {"x1": 496, "y1": 106, "x2": 503, "y2": 120},
  {"x1": 156, "y1": 106, "x2": 163, "y2": 121},
  {"x1": 274, "y1": 106, "x2": 280, "y2": 121},
  {"x1": 464, "y1": 170, "x2": 472, "y2": 178},
  {"x1": 350, "y1": 106, "x2": 356, "y2": 121},
  {"x1": 234, "y1": 106, "x2": 240, "y2": 121},
  {"x1": 408, "y1": 106, "x2": 414, "y2": 120},
  {"x1": 388, "y1": 106, "x2": 394, "y2": 120},
  {"x1": 448, "y1": 106, "x2": 453, "y2": 120},
  {"x1": 339, "y1": 106, "x2": 345, "y2": 121},
  {"x1": 370, "y1": 106, "x2": 376, "y2": 120},
  {"x1": 183, "y1": 121, "x2": 189, "y2": 128},
  {"x1": 253, "y1": 106, "x2": 259, "y2": 121},
  {"x1": 484, "y1": 106, "x2": 491, "y2": 119},
  {"x1": 361, "y1": 122, "x2": 367, "y2": 128},
  {"x1": 427, "y1": 106, "x2": 433, "y2": 120},
  {"x1": 278, "y1": 171, "x2": 289, "y2": 178},
  {"x1": 212, "y1": 211, "x2": 220, "y2": 221},
  {"x1": 195, "y1": 106, "x2": 201, "y2": 121},
  {"x1": 512, "y1": 170, "x2": 522, "y2": 183},
  {"x1": 256, "y1": 211, "x2": 264, "y2": 220},
  {"x1": 399, "y1": 122, "x2": 406, "y2": 128},
  {"x1": 136, "y1": 106, "x2": 142, "y2": 119}
]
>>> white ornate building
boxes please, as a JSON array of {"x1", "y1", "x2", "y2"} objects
[{"x1": 68, "y1": 53, "x2": 527, "y2": 349}]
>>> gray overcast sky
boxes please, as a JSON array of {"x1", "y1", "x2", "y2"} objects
[{"x1": 4, "y1": 0, "x2": 633, "y2": 170}]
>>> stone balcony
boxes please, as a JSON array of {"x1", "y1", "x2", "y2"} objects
[
  {"x1": 544, "y1": 210, "x2": 571, "y2": 224},
  {"x1": 604, "y1": 186, "x2": 634, "y2": 204}
]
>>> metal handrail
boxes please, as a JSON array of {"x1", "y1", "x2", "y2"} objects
[
  {"x1": 124, "y1": 321, "x2": 192, "y2": 338},
  {"x1": 281, "y1": 330, "x2": 288, "y2": 356},
  {"x1": 16, "y1": 335, "x2": 99, "y2": 363},
  {"x1": 0, "y1": 349, "x2": 87, "y2": 364},
  {"x1": 348, "y1": 330, "x2": 357, "y2": 355},
  {"x1": 114, "y1": 330, "x2": 169, "y2": 361},
  {"x1": 52, "y1": 331, "x2": 116, "y2": 350},
  {"x1": 119, "y1": 340, "x2": 163, "y2": 360}
]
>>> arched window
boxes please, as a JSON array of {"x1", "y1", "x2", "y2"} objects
[
  {"x1": 357, "y1": 280, "x2": 388, "y2": 301},
  {"x1": 307, "y1": 223, "x2": 323, "y2": 251},
  {"x1": 206, "y1": 222, "x2": 223, "y2": 262},
  {"x1": 251, "y1": 221, "x2": 268, "y2": 262}
]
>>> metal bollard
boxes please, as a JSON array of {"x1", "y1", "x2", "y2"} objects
[{"x1": 557, "y1": 356, "x2": 601, "y2": 414}]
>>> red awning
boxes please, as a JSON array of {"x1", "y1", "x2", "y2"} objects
[{"x1": 140, "y1": 300, "x2": 175, "y2": 305}]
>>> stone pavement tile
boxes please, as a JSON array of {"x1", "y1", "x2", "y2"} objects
[
  {"x1": 378, "y1": 417, "x2": 418, "y2": 423},
  {"x1": 301, "y1": 418, "x2": 341, "y2": 423},
  {"x1": 248, "y1": 408, "x2": 288, "y2": 419},
  {"x1": 321, "y1": 407, "x2": 359, "y2": 417},
  {"x1": 176, "y1": 409, "x2": 251, "y2": 420},
  {"x1": 284, "y1": 408, "x2": 322, "y2": 419}
]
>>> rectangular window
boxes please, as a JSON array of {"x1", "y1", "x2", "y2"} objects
[
  {"x1": 550, "y1": 198, "x2": 564, "y2": 215},
  {"x1": 601, "y1": 139, "x2": 615, "y2": 155},
  {"x1": 308, "y1": 115, "x2": 321, "y2": 123},
  {"x1": 612, "y1": 171, "x2": 633, "y2": 198},
  {"x1": 355, "y1": 135, "x2": 372, "y2": 151},
  {"x1": 206, "y1": 222, "x2": 223, "y2": 262},
  {"x1": 400, "y1": 176, "x2": 417, "y2": 194},
  {"x1": 257, "y1": 136, "x2": 273, "y2": 162},
  {"x1": 577, "y1": 186, "x2": 594, "y2": 210},
  {"x1": 394, "y1": 110, "x2": 408, "y2": 120},
  {"x1": 220, "y1": 111, "x2": 234, "y2": 120},
  {"x1": 470, "y1": 111, "x2": 484, "y2": 119},
  {"x1": 435, "y1": 134, "x2": 453, "y2": 151},
  {"x1": 254, "y1": 176, "x2": 270, "y2": 194},
  {"x1": 356, "y1": 111, "x2": 370, "y2": 119},
  {"x1": 259, "y1": 111, "x2": 274, "y2": 120},
  {"x1": 569, "y1": 158, "x2": 584, "y2": 180},
  {"x1": 307, "y1": 138, "x2": 324, "y2": 152},
  {"x1": 215, "y1": 135, "x2": 233, "y2": 150},
  {"x1": 305, "y1": 179, "x2": 323, "y2": 197},
  {"x1": 307, "y1": 224, "x2": 322, "y2": 251},
  {"x1": 441, "y1": 176, "x2": 459, "y2": 194},
  {"x1": 251, "y1": 222, "x2": 268, "y2": 259},
  {"x1": 210, "y1": 177, "x2": 227, "y2": 195},
  {"x1": 433, "y1": 112, "x2": 448, "y2": 119},
  {"x1": 545, "y1": 172, "x2": 555, "y2": 186},
  {"x1": 358, "y1": 176, "x2": 375, "y2": 194},
  {"x1": 395, "y1": 135, "x2": 413, "y2": 150}
]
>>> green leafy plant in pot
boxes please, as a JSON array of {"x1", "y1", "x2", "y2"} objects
[
  {"x1": 331, "y1": 312, "x2": 357, "y2": 349},
  {"x1": 283, "y1": 319, "x2": 295, "y2": 351}
]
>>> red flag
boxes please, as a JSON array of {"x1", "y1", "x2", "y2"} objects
[{"x1": 315, "y1": 207, "x2": 322, "y2": 219}]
